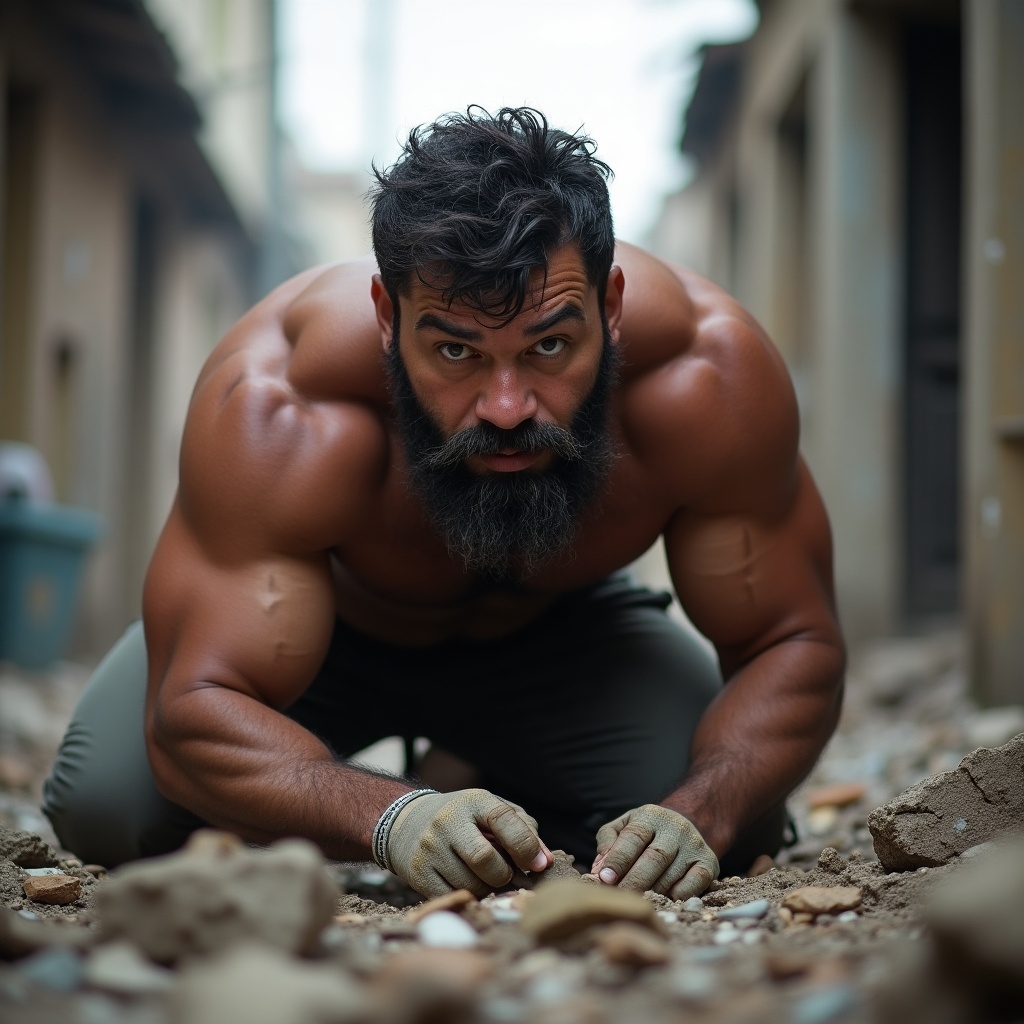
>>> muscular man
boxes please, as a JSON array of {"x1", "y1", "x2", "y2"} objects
[{"x1": 44, "y1": 108, "x2": 844, "y2": 900}]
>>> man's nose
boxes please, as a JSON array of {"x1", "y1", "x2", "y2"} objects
[{"x1": 475, "y1": 366, "x2": 538, "y2": 430}]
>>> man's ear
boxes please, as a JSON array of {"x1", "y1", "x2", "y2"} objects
[
  {"x1": 371, "y1": 275, "x2": 394, "y2": 351},
  {"x1": 604, "y1": 266, "x2": 625, "y2": 344}
]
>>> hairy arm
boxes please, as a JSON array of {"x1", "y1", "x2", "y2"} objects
[
  {"x1": 660, "y1": 313, "x2": 845, "y2": 858},
  {"x1": 143, "y1": 340, "x2": 410, "y2": 860}
]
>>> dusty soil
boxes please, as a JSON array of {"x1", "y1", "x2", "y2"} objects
[{"x1": 0, "y1": 628, "x2": 1022, "y2": 1023}]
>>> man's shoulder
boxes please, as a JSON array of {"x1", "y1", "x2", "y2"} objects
[
  {"x1": 178, "y1": 259, "x2": 391, "y2": 554},
  {"x1": 617, "y1": 248, "x2": 800, "y2": 511}
]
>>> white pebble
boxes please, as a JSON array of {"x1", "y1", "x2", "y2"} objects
[
  {"x1": 741, "y1": 930, "x2": 763, "y2": 945},
  {"x1": 657, "y1": 909, "x2": 678, "y2": 925},
  {"x1": 681, "y1": 896, "x2": 704, "y2": 912},
  {"x1": 490, "y1": 907, "x2": 522, "y2": 924},
  {"x1": 713, "y1": 926, "x2": 740, "y2": 945},
  {"x1": 416, "y1": 910, "x2": 479, "y2": 949},
  {"x1": 23, "y1": 868, "x2": 64, "y2": 877},
  {"x1": 837, "y1": 911, "x2": 859, "y2": 923},
  {"x1": 717, "y1": 898, "x2": 770, "y2": 921}
]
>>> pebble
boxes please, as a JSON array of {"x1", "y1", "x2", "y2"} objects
[
  {"x1": 806, "y1": 806, "x2": 840, "y2": 836},
  {"x1": 18, "y1": 947, "x2": 84, "y2": 993},
  {"x1": 793, "y1": 984, "x2": 858, "y2": 1024},
  {"x1": 356, "y1": 869, "x2": 390, "y2": 887},
  {"x1": 490, "y1": 907, "x2": 522, "y2": 924},
  {"x1": 717, "y1": 899, "x2": 770, "y2": 921},
  {"x1": 656, "y1": 909, "x2": 677, "y2": 925},
  {"x1": 595, "y1": 922, "x2": 670, "y2": 967},
  {"x1": 681, "y1": 897, "x2": 704, "y2": 912},
  {"x1": 405, "y1": 888, "x2": 476, "y2": 924},
  {"x1": 836, "y1": 911, "x2": 859, "y2": 923},
  {"x1": 23, "y1": 874, "x2": 81, "y2": 905},
  {"x1": 666, "y1": 964, "x2": 717, "y2": 1001},
  {"x1": 17, "y1": 909, "x2": 40, "y2": 921},
  {"x1": 713, "y1": 924, "x2": 740, "y2": 945},
  {"x1": 416, "y1": 910, "x2": 479, "y2": 949},
  {"x1": 741, "y1": 930, "x2": 763, "y2": 945},
  {"x1": 23, "y1": 867, "x2": 64, "y2": 877},
  {"x1": 520, "y1": 878, "x2": 660, "y2": 944},
  {"x1": 84, "y1": 941, "x2": 175, "y2": 995},
  {"x1": 82, "y1": 865, "x2": 107, "y2": 877},
  {"x1": 805, "y1": 782, "x2": 867, "y2": 809},
  {"x1": 782, "y1": 886, "x2": 862, "y2": 915}
]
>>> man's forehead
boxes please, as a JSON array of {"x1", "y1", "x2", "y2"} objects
[{"x1": 404, "y1": 245, "x2": 594, "y2": 326}]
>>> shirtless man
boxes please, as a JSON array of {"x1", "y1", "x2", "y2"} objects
[{"x1": 44, "y1": 107, "x2": 844, "y2": 900}]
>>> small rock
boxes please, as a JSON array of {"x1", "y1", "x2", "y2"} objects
[
  {"x1": 509, "y1": 849, "x2": 579, "y2": 889},
  {"x1": 792, "y1": 912, "x2": 814, "y2": 925},
  {"x1": 783, "y1": 886, "x2": 862, "y2": 916},
  {"x1": 595, "y1": 922, "x2": 669, "y2": 966},
  {"x1": 169, "y1": 943, "x2": 369, "y2": 1024},
  {"x1": 817, "y1": 847, "x2": 847, "y2": 874},
  {"x1": 17, "y1": 947, "x2": 84, "y2": 993},
  {"x1": 656, "y1": 909, "x2": 677, "y2": 925},
  {"x1": 23, "y1": 875, "x2": 81, "y2": 906},
  {"x1": 416, "y1": 910, "x2": 479, "y2": 948},
  {"x1": 777, "y1": 906, "x2": 794, "y2": 924},
  {"x1": 680, "y1": 896, "x2": 704, "y2": 912},
  {"x1": 745, "y1": 854, "x2": 776, "y2": 877},
  {"x1": 836, "y1": 911, "x2": 859, "y2": 923},
  {"x1": 717, "y1": 899, "x2": 770, "y2": 921},
  {"x1": 713, "y1": 925, "x2": 740, "y2": 944},
  {"x1": 868, "y1": 733, "x2": 1024, "y2": 871},
  {"x1": 0, "y1": 825, "x2": 60, "y2": 868},
  {"x1": 17, "y1": 909, "x2": 39, "y2": 921},
  {"x1": 806, "y1": 806, "x2": 839, "y2": 836},
  {"x1": 406, "y1": 888, "x2": 476, "y2": 924},
  {"x1": 82, "y1": 864, "x2": 107, "y2": 877},
  {"x1": 97, "y1": 835, "x2": 336, "y2": 964},
  {"x1": 84, "y1": 942, "x2": 175, "y2": 995},
  {"x1": 805, "y1": 782, "x2": 868, "y2": 809},
  {"x1": 491, "y1": 906, "x2": 522, "y2": 924},
  {"x1": 519, "y1": 879, "x2": 661, "y2": 944},
  {"x1": 23, "y1": 867, "x2": 64, "y2": 877},
  {"x1": 793, "y1": 984, "x2": 858, "y2": 1024}
]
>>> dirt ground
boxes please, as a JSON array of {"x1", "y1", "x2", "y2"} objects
[{"x1": 0, "y1": 627, "x2": 1022, "y2": 1023}]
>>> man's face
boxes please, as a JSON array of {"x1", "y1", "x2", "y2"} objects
[{"x1": 377, "y1": 245, "x2": 624, "y2": 581}]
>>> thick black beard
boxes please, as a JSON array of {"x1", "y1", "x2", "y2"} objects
[{"x1": 385, "y1": 313, "x2": 619, "y2": 582}]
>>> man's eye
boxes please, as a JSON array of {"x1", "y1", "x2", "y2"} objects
[
  {"x1": 533, "y1": 338, "x2": 566, "y2": 356},
  {"x1": 440, "y1": 343, "x2": 472, "y2": 361}
]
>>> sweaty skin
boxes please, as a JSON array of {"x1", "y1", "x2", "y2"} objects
[{"x1": 143, "y1": 242, "x2": 845, "y2": 883}]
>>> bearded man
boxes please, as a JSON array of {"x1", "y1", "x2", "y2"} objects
[{"x1": 44, "y1": 107, "x2": 845, "y2": 901}]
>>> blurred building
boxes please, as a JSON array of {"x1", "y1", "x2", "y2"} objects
[
  {"x1": 0, "y1": 0, "x2": 293, "y2": 655},
  {"x1": 652, "y1": 0, "x2": 1022, "y2": 702}
]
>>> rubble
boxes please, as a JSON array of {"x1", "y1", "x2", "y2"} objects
[
  {"x1": 782, "y1": 886, "x2": 862, "y2": 915},
  {"x1": 0, "y1": 825, "x2": 60, "y2": 869},
  {"x1": 868, "y1": 733, "x2": 1024, "y2": 870},
  {"x1": 22, "y1": 874, "x2": 80, "y2": 906},
  {"x1": 96, "y1": 833, "x2": 337, "y2": 963},
  {"x1": 519, "y1": 878, "x2": 662, "y2": 944}
]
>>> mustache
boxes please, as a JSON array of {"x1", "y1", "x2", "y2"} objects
[{"x1": 421, "y1": 420, "x2": 587, "y2": 469}]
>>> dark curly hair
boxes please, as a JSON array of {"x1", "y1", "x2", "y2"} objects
[{"x1": 370, "y1": 106, "x2": 614, "y2": 323}]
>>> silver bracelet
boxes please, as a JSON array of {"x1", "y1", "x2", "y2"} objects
[{"x1": 371, "y1": 788, "x2": 438, "y2": 873}]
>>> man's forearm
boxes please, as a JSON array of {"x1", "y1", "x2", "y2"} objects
[
  {"x1": 148, "y1": 685, "x2": 413, "y2": 860},
  {"x1": 661, "y1": 636, "x2": 845, "y2": 857}
]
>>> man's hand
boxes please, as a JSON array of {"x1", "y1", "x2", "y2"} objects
[
  {"x1": 592, "y1": 804, "x2": 719, "y2": 900},
  {"x1": 387, "y1": 788, "x2": 552, "y2": 897}
]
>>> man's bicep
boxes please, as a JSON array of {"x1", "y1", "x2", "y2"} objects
[
  {"x1": 144, "y1": 503, "x2": 336, "y2": 717},
  {"x1": 665, "y1": 461, "x2": 839, "y2": 676}
]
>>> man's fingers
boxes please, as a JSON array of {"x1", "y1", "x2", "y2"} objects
[
  {"x1": 618, "y1": 841, "x2": 676, "y2": 893},
  {"x1": 668, "y1": 861, "x2": 715, "y2": 901},
  {"x1": 457, "y1": 833, "x2": 516, "y2": 889},
  {"x1": 478, "y1": 796, "x2": 547, "y2": 872},
  {"x1": 595, "y1": 820, "x2": 653, "y2": 884}
]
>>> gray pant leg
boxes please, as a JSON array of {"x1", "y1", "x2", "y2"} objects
[{"x1": 42, "y1": 621, "x2": 204, "y2": 866}]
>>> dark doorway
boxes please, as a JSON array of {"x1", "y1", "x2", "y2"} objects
[{"x1": 902, "y1": 21, "x2": 962, "y2": 619}]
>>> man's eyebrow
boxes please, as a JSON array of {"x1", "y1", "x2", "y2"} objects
[
  {"x1": 413, "y1": 313, "x2": 482, "y2": 341},
  {"x1": 524, "y1": 304, "x2": 587, "y2": 336}
]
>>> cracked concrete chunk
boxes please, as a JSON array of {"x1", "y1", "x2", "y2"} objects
[
  {"x1": 96, "y1": 835, "x2": 337, "y2": 964},
  {"x1": 868, "y1": 733, "x2": 1024, "y2": 871}
]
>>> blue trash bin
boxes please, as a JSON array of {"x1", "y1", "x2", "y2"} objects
[{"x1": 0, "y1": 497, "x2": 103, "y2": 670}]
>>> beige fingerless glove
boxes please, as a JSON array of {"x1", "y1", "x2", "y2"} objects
[{"x1": 379, "y1": 788, "x2": 547, "y2": 897}]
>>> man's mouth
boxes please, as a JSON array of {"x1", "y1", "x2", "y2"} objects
[{"x1": 475, "y1": 449, "x2": 547, "y2": 473}]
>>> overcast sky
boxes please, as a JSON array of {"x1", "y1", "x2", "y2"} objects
[{"x1": 279, "y1": 0, "x2": 757, "y2": 244}]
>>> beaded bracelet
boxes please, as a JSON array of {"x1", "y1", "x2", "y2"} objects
[{"x1": 371, "y1": 788, "x2": 438, "y2": 874}]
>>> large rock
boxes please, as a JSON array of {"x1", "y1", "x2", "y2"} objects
[
  {"x1": 868, "y1": 733, "x2": 1024, "y2": 871},
  {"x1": 0, "y1": 825, "x2": 60, "y2": 868},
  {"x1": 928, "y1": 836, "x2": 1024, "y2": 1012},
  {"x1": 96, "y1": 833, "x2": 337, "y2": 964},
  {"x1": 169, "y1": 943, "x2": 369, "y2": 1024}
]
